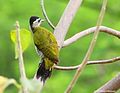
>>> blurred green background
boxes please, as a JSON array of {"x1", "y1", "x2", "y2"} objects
[{"x1": 0, "y1": 0, "x2": 120, "y2": 93}]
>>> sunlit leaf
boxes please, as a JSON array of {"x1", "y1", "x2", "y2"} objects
[
  {"x1": 0, "y1": 76, "x2": 21, "y2": 93},
  {"x1": 10, "y1": 29, "x2": 32, "y2": 59},
  {"x1": 0, "y1": 76, "x2": 8, "y2": 93}
]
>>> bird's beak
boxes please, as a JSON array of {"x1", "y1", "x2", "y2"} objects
[{"x1": 41, "y1": 19, "x2": 45, "y2": 22}]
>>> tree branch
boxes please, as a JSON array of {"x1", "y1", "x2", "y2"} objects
[
  {"x1": 40, "y1": 0, "x2": 55, "y2": 29},
  {"x1": 54, "y1": 56, "x2": 120, "y2": 70},
  {"x1": 16, "y1": 21, "x2": 28, "y2": 93},
  {"x1": 63, "y1": 26, "x2": 120, "y2": 47},
  {"x1": 95, "y1": 73, "x2": 120, "y2": 93},
  {"x1": 54, "y1": 0, "x2": 83, "y2": 48},
  {"x1": 65, "y1": 0, "x2": 107, "y2": 92}
]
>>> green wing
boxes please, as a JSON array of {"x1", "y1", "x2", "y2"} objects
[{"x1": 33, "y1": 27, "x2": 59, "y2": 63}]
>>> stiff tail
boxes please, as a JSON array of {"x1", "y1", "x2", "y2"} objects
[{"x1": 36, "y1": 59, "x2": 53, "y2": 83}]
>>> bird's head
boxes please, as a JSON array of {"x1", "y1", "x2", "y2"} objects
[{"x1": 29, "y1": 16, "x2": 44, "y2": 31}]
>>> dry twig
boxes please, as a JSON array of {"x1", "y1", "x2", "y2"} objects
[
  {"x1": 40, "y1": 0, "x2": 55, "y2": 29},
  {"x1": 65, "y1": 0, "x2": 107, "y2": 92},
  {"x1": 54, "y1": 0, "x2": 83, "y2": 48},
  {"x1": 63, "y1": 26, "x2": 120, "y2": 47},
  {"x1": 54, "y1": 56, "x2": 120, "y2": 70},
  {"x1": 95, "y1": 73, "x2": 120, "y2": 93}
]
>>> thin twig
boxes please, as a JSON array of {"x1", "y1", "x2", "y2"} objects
[
  {"x1": 16, "y1": 21, "x2": 28, "y2": 93},
  {"x1": 65, "y1": 0, "x2": 107, "y2": 93},
  {"x1": 54, "y1": 56, "x2": 120, "y2": 70},
  {"x1": 54, "y1": 0, "x2": 83, "y2": 48},
  {"x1": 40, "y1": 0, "x2": 55, "y2": 29},
  {"x1": 95, "y1": 73, "x2": 120, "y2": 93},
  {"x1": 63, "y1": 26, "x2": 120, "y2": 47}
]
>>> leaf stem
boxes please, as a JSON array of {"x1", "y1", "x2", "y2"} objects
[{"x1": 16, "y1": 21, "x2": 28, "y2": 93}]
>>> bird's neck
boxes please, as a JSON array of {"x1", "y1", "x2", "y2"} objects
[{"x1": 30, "y1": 26, "x2": 41, "y2": 33}]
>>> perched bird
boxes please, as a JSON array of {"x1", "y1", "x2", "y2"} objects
[{"x1": 29, "y1": 16, "x2": 59, "y2": 83}]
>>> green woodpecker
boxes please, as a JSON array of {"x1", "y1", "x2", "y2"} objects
[{"x1": 29, "y1": 16, "x2": 59, "y2": 83}]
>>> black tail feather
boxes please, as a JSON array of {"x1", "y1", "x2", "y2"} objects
[{"x1": 36, "y1": 61, "x2": 52, "y2": 83}]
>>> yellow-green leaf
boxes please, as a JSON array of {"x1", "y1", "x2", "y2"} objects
[{"x1": 10, "y1": 29, "x2": 32, "y2": 59}]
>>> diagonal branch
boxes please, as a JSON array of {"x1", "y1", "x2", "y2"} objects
[
  {"x1": 63, "y1": 26, "x2": 120, "y2": 47},
  {"x1": 54, "y1": 0, "x2": 83, "y2": 48},
  {"x1": 54, "y1": 56, "x2": 120, "y2": 70},
  {"x1": 65, "y1": 0, "x2": 107, "y2": 92},
  {"x1": 95, "y1": 73, "x2": 120, "y2": 93},
  {"x1": 40, "y1": 0, "x2": 55, "y2": 29}
]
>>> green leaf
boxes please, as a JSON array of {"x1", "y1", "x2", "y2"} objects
[{"x1": 10, "y1": 29, "x2": 32, "y2": 59}]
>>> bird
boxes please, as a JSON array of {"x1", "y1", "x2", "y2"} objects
[{"x1": 29, "y1": 16, "x2": 59, "y2": 83}]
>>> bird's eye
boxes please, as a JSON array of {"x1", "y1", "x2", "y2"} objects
[{"x1": 38, "y1": 19, "x2": 40, "y2": 22}]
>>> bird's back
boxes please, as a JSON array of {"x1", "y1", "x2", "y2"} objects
[{"x1": 33, "y1": 27, "x2": 59, "y2": 63}]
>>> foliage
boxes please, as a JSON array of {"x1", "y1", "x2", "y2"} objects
[
  {"x1": 10, "y1": 29, "x2": 32, "y2": 59},
  {"x1": 0, "y1": 0, "x2": 120, "y2": 93}
]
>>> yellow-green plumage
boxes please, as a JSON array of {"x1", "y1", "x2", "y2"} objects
[
  {"x1": 33, "y1": 27, "x2": 59, "y2": 62},
  {"x1": 29, "y1": 16, "x2": 59, "y2": 82},
  {"x1": 33, "y1": 26, "x2": 59, "y2": 82}
]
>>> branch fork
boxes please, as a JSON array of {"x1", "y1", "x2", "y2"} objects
[{"x1": 40, "y1": 0, "x2": 120, "y2": 93}]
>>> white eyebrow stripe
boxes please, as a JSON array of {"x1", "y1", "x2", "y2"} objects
[
  {"x1": 37, "y1": 18, "x2": 41, "y2": 21},
  {"x1": 32, "y1": 18, "x2": 42, "y2": 28}
]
